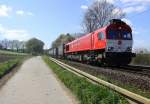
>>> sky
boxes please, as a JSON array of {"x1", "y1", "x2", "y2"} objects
[{"x1": 0, "y1": 0, "x2": 149, "y2": 50}]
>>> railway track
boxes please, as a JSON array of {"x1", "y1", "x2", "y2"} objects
[
  {"x1": 50, "y1": 57, "x2": 150, "y2": 104},
  {"x1": 59, "y1": 59, "x2": 150, "y2": 78},
  {"x1": 114, "y1": 65, "x2": 150, "y2": 77}
]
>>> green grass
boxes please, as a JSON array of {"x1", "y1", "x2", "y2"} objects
[
  {"x1": 43, "y1": 56, "x2": 128, "y2": 104},
  {"x1": 0, "y1": 59, "x2": 19, "y2": 78},
  {"x1": 0, "y1": 49, "x2": 29, "y2": 64},
  {"x1": 97, "y1": 75, "x2": 150, "y2": 99},
  {"x1": 0, "y1": 53, "x2": 28, "y2": 78},
  {"x1": 132, "y1": 54, "x2": 150, "y2": 65},
  {"x1": 0, "y1": 50, "x2": 28, "y2": 56},
  {"x1": 61, "y1": 59, "x2": 150, "y2": 99}
]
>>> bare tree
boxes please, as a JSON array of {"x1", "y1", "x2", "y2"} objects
[
  {"x1": 1, "y1": 39, "x2": 9, "y2": 50},
  {"x1": 82, "y1": 0, "x2": 125, "y2": 33},
  {"x1": 0, "y1": 39, "x2": 26, "y2": 52}
]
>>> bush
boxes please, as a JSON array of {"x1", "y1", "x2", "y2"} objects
[
  {"x1": 132, "y1": 54, "x2": 150, "y2": 65},
  {"x1": 43, "y1": 56, "x2": 128, "y2": 104}
]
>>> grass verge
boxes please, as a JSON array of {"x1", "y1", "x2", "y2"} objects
[
  {"x1": 61, "y1": 59, "x2": 150, "y2": 99},
  {"x1": 0, "y1": 50, "x2": 28, "y2": 56},
  {"x1": 97, "y1": 75, "x2": 150, "y2": 99},
  {"x1": 43, "y1": 56, "x2": 128, "y2": 104},
  {"x1": 0, "y1": 59, "x2": 18, "y2": 78},
  {"x1": 0, "y1": 55, "x2": 28, "y2": 78}
]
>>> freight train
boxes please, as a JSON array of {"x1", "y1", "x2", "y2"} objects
[{"x1": 49, "y1": 19, "x2": 135, "y2": 66}]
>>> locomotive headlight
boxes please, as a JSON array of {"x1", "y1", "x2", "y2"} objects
[
  {"x1": 108, "y1": 47, "x2": 114, "y2": 51},
  {"x1": 126, "y1": 47, "x2": 132, "y2": 52}
]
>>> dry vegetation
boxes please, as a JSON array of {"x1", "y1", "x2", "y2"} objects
[{"x1": 132, "y1": 54, "x2": 150, "y2": 65}]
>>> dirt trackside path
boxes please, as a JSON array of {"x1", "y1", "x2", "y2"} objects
[{"x1": 0, "y1": 56, "x2": 76, "y2": 104}]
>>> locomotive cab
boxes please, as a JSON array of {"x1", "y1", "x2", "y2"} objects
[{"x1": 104, "y1": 19, "x2": 135, "y2": 65}]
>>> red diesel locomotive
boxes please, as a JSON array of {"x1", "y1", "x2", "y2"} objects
[{"x1": 49, "y1": 19, "x2": 135, "y2": 65}]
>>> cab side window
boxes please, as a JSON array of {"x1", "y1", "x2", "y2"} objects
[{"x1": 98, "y1": 32, "x2": 105, "y2": 40}]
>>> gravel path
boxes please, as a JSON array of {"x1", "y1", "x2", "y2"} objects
[{"x1": 0, "y1": 56, "x2": 76, "y2": 104}]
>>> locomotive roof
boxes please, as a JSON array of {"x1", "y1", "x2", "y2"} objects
[
  {"x1": 65, "y1": 20, "x2": 131, "y2": 46},
  {"x1": 66, "y1": 26, "x2": 107, "y2": 45}
]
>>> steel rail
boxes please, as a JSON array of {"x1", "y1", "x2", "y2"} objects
[
  {"x1": 118, "y1": 65, "x2": 150, "y2": 77},
  {"x1": 59, "y1": 59, "x2": 150, "y2": 77},
  {"x1": 129, "y1": 65, "x2": 150, "y2": 70},
  {"x1": 50, "y1": 57, "x2": 150, "y2": 104}
]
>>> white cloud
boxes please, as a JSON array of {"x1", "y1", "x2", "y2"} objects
[
  {"x1": 16, "y1": 10, "x2": 34, "y2": 16},
  {"x1": 16, "y1": 10, "x2": 24, "y2": 15},
  {"x1": 106, "y1": 0, "x2": 116, "y2": 3},
  {"x1": 123, "y1": 5, "x2": 147, "y2": 13},
  {"x1": 0, "y1": 4, "x2": 34, "y2": 17},
  {"x1": 120, "y1": 0, "x2": 150, "y2": 13},
  {"x1": 0, "y1": 5, "x2": 12, "y2": 17},
  {"x1": 94, "y1": 0, "x2": 150, "y2": 13},
  {"x1": 81, "y1": 5, "x2": 88, "y2": 10},
  {"x1": 96, "y1": 0, "x2": 116, "y2": 4},
  {"x1": 27, "y1": 12, "x2": 34, "y2": 16},
  {"x1": 121, "y1": 0, "x2": 150, "y2": 5},
  {"x1": 4, "y1": 30, "x2": 30, "y2": 41},
  {"x1": 82, "y1": 0, "x2": 116, "y2": 10},
  {"x1": 0, "y1": 24, "x2": 30, "y2": 41}
]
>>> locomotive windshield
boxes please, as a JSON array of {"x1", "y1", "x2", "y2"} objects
[{"x1": 107, "y1": 30, "x2": 132, "y2": 40}]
